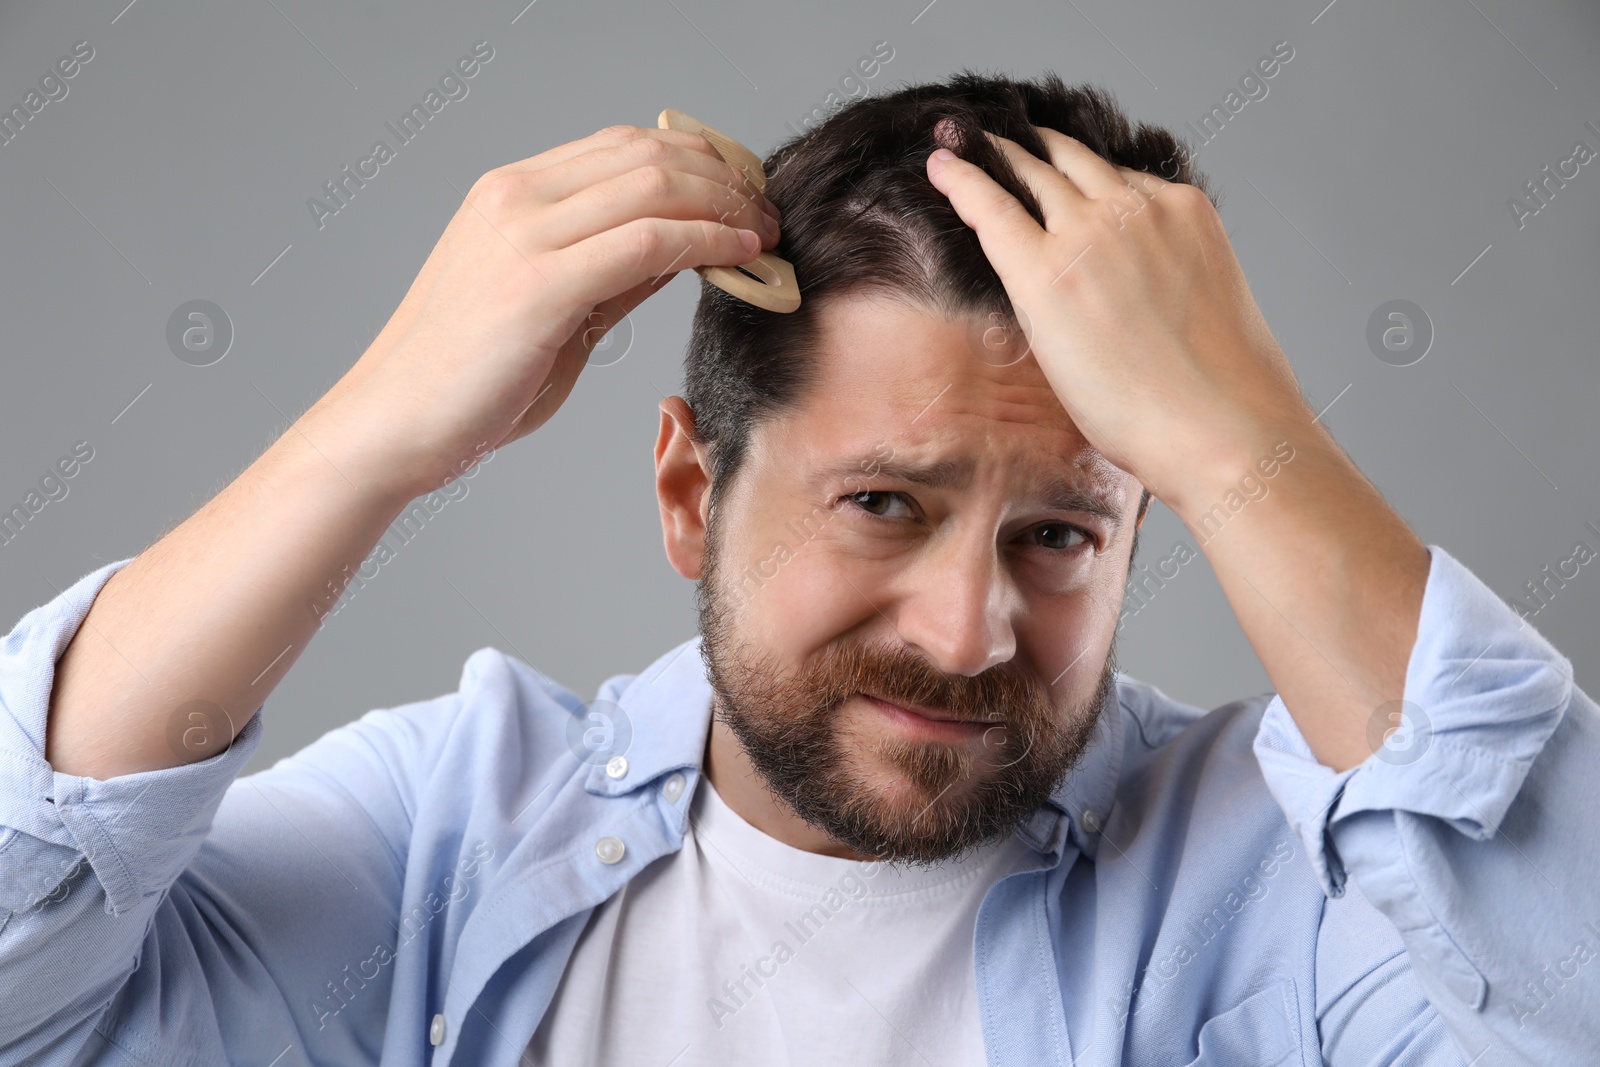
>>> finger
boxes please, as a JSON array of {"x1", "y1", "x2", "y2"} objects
[
  {"x1": 972, "y1": 129, "x2": 1086, "y2": 227},
  {"x1": 549, "y1": 215, "x2": 764, "y2": 313},
  {"x1": 530, "y1": 135, "x2": 773, "y2": 214},
  {"x1": 539, "y1": 167, "x2": 778, "y2": 253},
  {"x1": 540, "y1": 128, "x2": 773, "y2": 226},
  {"x1": 499, "y1": 124, "x2": 728, "y2": 179},
  {"x1": 925, "y1": 149, "x2": 1046, "y2": 281},
  {"x1": 1032, "y1": 127, "x2": 1142, "y2": 201}
]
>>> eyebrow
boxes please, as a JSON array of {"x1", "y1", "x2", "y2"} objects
[{"x1": 817, "y1": 452, "x2": 1126, "y2": 527}]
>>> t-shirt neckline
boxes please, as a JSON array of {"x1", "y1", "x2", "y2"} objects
[{"x1": 690, "y1": 772, "x2": 1031, "y2": 902}]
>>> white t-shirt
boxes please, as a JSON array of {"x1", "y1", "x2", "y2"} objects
[{"x1": 525, "y1": 773, "x2": 1036, "y2": 1066}]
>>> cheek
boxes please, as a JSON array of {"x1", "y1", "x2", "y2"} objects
[
  {"x1": 1018, "y1": 575, "x2": 1123, "y2": 694},
  {"x1": 1027, "y1": 594, "x2": 1113, "y2": 664},
  {"x1": 716, "y1": 527, "x2": 882, "y2": 662}
]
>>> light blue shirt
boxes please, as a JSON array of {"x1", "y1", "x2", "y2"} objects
[{"x1": 0, "y1": 545, "x2": 1591, "y2": 1066}]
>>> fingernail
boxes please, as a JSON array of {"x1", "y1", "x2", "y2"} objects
[
  {"x1": 761, "y1": 210, "x2": 780, "y2": 238},
  {"x1": 738, "y1": 229, "x2": 761, "y2": 254},
  {"x1": 932, "y1": 148, "x2": 957, "y2": 162}
]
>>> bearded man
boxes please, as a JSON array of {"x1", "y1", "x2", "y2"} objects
[{"x1": 2, "y1": 72, "x2": 1592, "y2": 1067}]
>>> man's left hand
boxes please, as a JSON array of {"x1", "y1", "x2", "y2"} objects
[
  {"x1": 926, "y1": 121, "x2": 1432, "y2": 773},
  {"x1": 925, "y1": 120, "x2": 1305, "y2": 515}
]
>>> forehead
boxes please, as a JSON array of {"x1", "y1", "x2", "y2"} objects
[{"x1": 752, "y1": 291, "x2": 1129, "y2": 498}]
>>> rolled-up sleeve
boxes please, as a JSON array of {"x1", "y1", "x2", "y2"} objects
[
  {"x1": 0, "y1": 557, "x2": 444, "y2": 1067},
  {"x1": 0, "y1": 557, "x2": 260, "y2": 1056},
  {"x1": 0, "y1": 559, "x2": 266, "y2": 907},
  {"x1": 1254, "y1": 544, "x2": 1597, "y2": 1066}
]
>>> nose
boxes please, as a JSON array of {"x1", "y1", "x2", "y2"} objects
[{"x1": 891, "y1": 531, "x2": 1018, "y2": 677}]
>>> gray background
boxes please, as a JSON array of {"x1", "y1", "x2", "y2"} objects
[{"x1": 1, "y1": 0, "x2": 1595, "y2": 777}]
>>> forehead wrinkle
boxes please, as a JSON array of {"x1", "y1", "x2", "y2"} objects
[
  {"x1": 802, "y1": 296, "x2": 1068, "y2": 434},
  {"x1": 768, "y1": 294, "x2": 1133, "y2": 515},
  {"x1": 910, "y1": 365, "x2": 1074, "y2": 430}
]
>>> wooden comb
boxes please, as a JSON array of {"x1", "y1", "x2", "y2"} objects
[{"x1": 657, "y1": 107, "x2": 800, "y2": 313}]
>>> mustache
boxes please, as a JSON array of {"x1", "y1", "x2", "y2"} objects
[{"x1": 800, "y1": 639, "x2": 1053, "y2": 727}]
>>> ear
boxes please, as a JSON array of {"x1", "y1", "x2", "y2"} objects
[
  {"x1": 655, "y1": 396, "x2": 714, "y2": 580},
  {"x1": 1134, "y1": 481, "x2": 1152, "y2": 530}
]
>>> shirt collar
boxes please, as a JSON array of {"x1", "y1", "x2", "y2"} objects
[
  {"x1": 582, "y1": 636, "x2": 714, "y2": 798},
  {"x1": 589, "y1": 635, "x2": 1126, "y2": 865}
]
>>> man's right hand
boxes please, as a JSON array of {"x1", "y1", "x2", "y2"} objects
[
  {"x1": 40, "y1": 122, "x2": 779, "y2": 780},
  {"x1": 307, "y1": 123, "x2": 782, "y2": 499}
]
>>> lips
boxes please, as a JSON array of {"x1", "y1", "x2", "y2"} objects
[{"x1": 857, "y1": 692, "x2": 1003, "y2": 726}]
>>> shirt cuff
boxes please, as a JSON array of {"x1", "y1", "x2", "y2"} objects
[
  {"x1": 1253, "y1": 544, "x2": 1573, "y2": 897},
  {"x1": 0, "y1": 556, "x2": 264, "y2": 916}
]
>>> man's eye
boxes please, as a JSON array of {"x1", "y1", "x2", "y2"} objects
[
  {"x1": 1031, "y1": 523, "x2": 1090, "y2": 550},
  {"x1": 846, "y1": 491, "x2": 911, "y2": 518}
]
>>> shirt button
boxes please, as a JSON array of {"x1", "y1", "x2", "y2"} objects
[
  {"x1": 1081, "y1": 809, "x2": 1102, "y2": 833},
  {"x1": 595, "y1": 835, "x2": 626, "y2": 864},
  {"x1": 429, "y1": 1013, "x2": 446, "y2": 1046},
  {"x1": 662, "y1": 772, "x2": 686, "y2": 803},
  {"x1": 605, "y1": 755, "x2": 629, "y2": 779}
]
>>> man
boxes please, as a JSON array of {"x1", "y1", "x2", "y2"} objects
[{"x1": 0, "y1": 72, "x2": 1591, "y2": 1066}]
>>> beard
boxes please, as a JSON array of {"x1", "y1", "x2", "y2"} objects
[{"x1": 695, "y1": 511, "x2": 1119, "y2": 867}]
